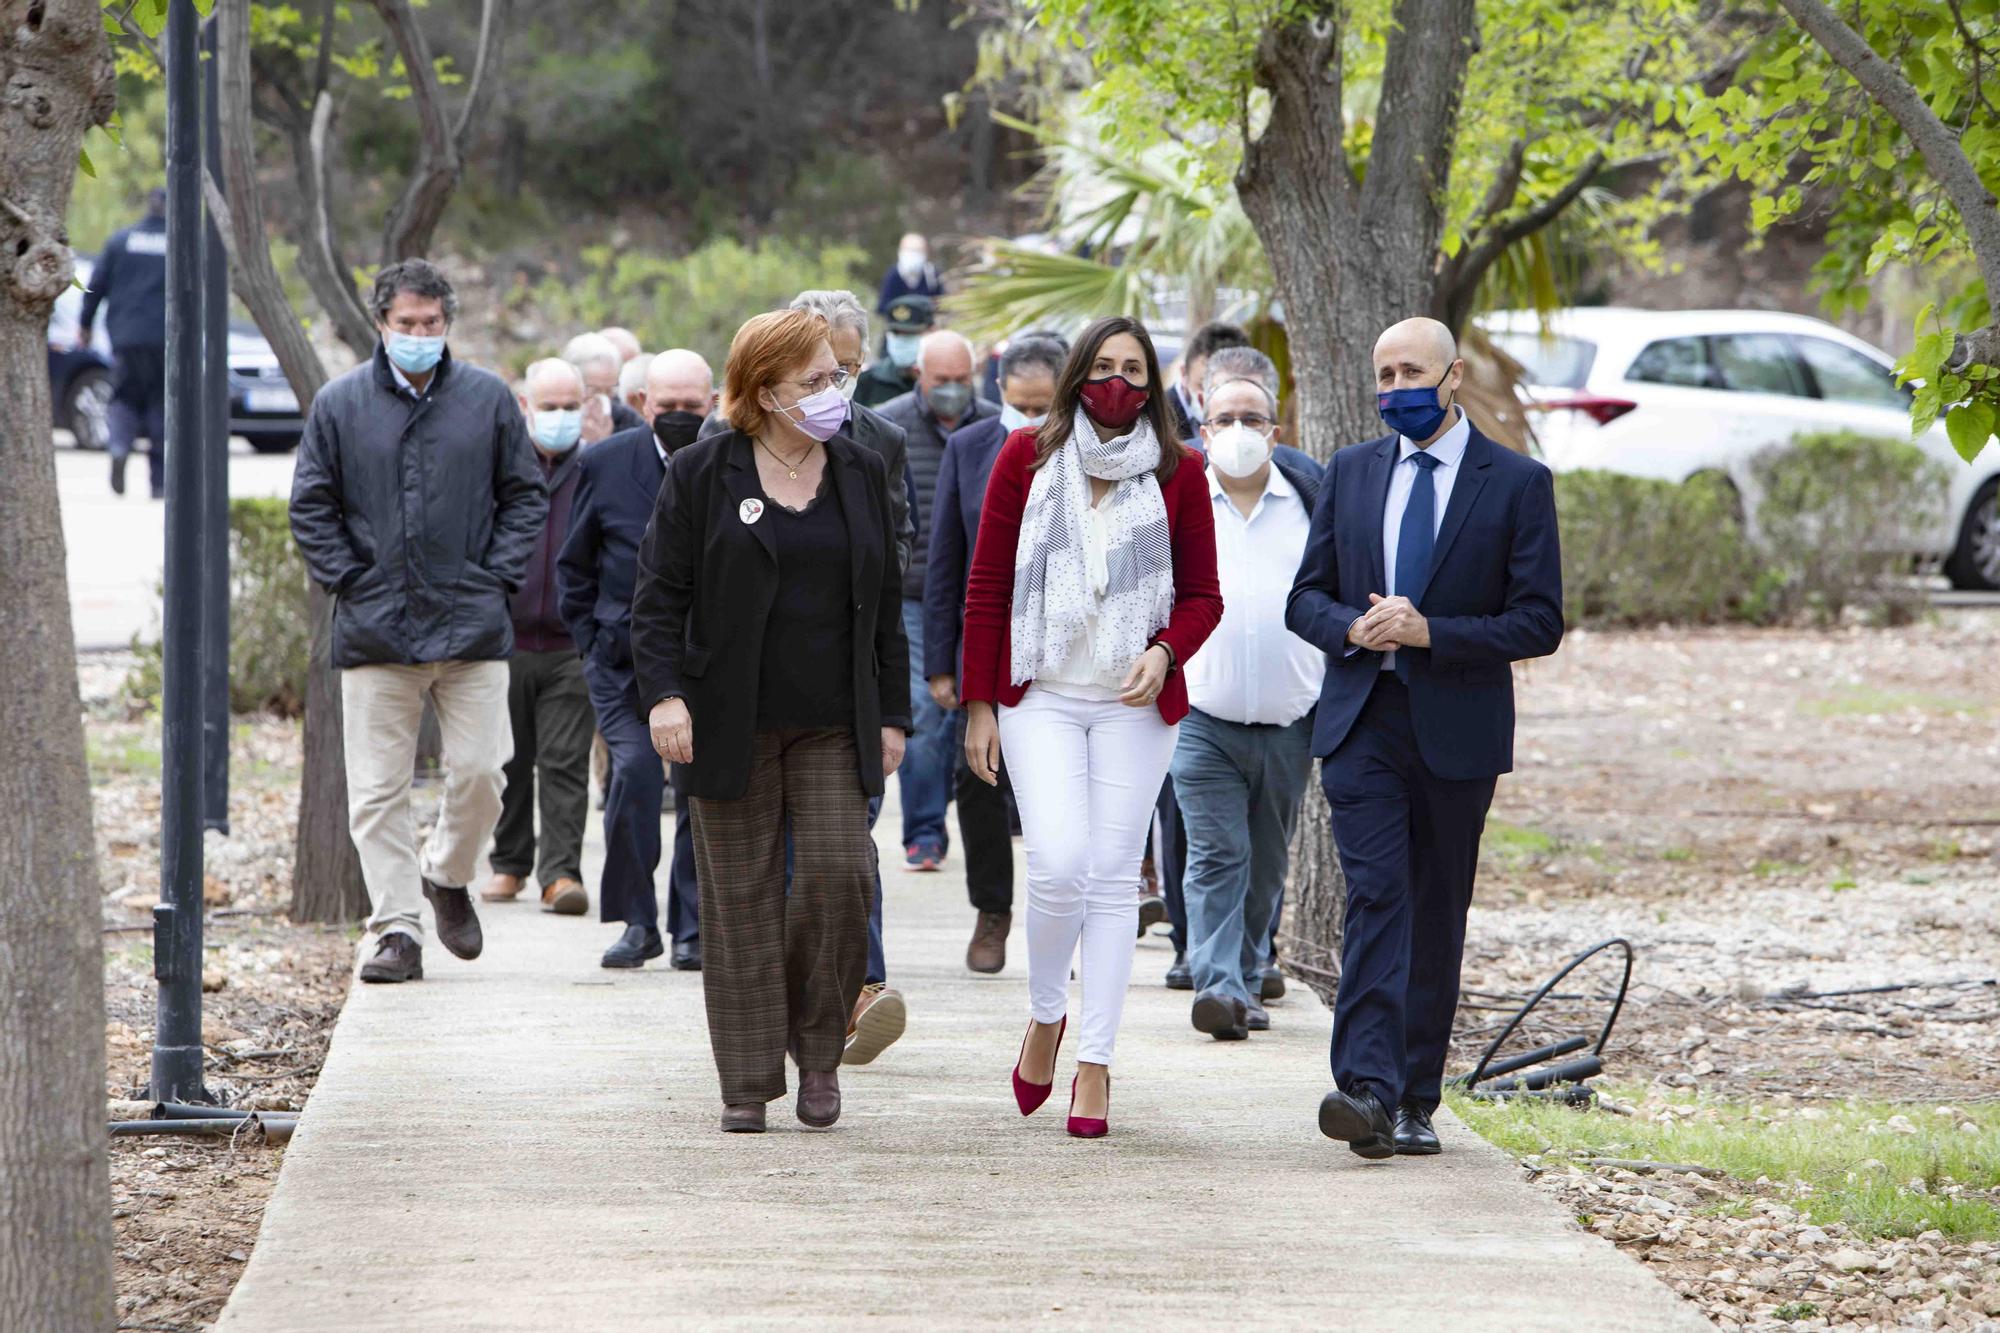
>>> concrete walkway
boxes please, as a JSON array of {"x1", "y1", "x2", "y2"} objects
[{"x1": 218, "y1": 791, "x2": 1708, "y2": 1331}]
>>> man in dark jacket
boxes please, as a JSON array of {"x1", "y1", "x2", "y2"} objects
[
  {"x1": 78, "y1": 189, "x2": 168, "y2": 497},
  {"x1": 558, "y1": 349, "x2": 715, "y2": 971},
  {"x1": 875, "y1": 232, "x2": 946, "y2": 314},
  {"x1": 852, "y1": 294, "x2": 933, "y2": 409},
  {"x1": 878, "y1": 331, "x2": 997, "y2": 874},
  {"x1": 289, "y1": 259, "x2": 547, "y2": 985},
  {"x1": 482, "y1": 359, "x2": 594, "y2": 918},
  {"x1": 924, "y1": 331, "x2": 1065, "y2": 973}
]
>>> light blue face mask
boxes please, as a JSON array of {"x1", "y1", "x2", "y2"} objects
[
  {"x1": 885, "y1": 332, "x2": 922, "y2": 369},
  {"x1": 532, "y1": 408, "x2": 582, "y2": 452},
  {"x1": 385, "y1": 331, "x2": 446, "y2": 374},
  {"x1": 999, "y1": 403, "x2": 1047, "y2": 435}
]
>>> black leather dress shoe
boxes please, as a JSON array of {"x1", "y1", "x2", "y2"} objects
[
  {"x1": 1394, "y1": 1103, "x2": 1442, "y2": 1155},
  {"x1": 670, "y1": 939, "x2": 702, "y2": 971},
  {"x1": 359, "y1": 933, "x2": 423, "y2": 983},
  {"x1": 1164, "y1": 952, "x2": 1193, "y2": 990},
  {"x1": 1191, "y1": 988, "x2": 1248, "y2": 1041},
  {"x1": 1243, "y1": 996, "x2": 1270, "y2": 1031},
  {"x1": 1318, "y1": 1087, "x2": 1395, "y2": 1159},
  {"x1": 421, "y1": 878, "x2": 484, "y2": 960},
  {"x1": 1260, "y1": 964, "x2": 1286, "y2": 1000},
  {"x1": 602, "y1": 924, "x2": 665, "y2": 969}
]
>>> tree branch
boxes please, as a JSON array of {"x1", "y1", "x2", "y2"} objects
[
  {"x1": 1435, "y1": 149, "x2": 1604, "y2": 333},
  {"x1": 1775, "y1": 0, "x2": 2000, "y2": 332},
  {"x1": 448, "y1": 0, "x2": 508, "y2": 149},
  {"x1": 369, "y1": 0, "x2": 459, "y2": 261}
]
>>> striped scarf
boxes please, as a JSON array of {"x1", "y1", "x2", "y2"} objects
[{"x1": 1010, "y1": 406, "x2": 1175, "y2": 686}]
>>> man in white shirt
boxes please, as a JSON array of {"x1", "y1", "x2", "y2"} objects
[{"x1": 1173, "y1": 355, "x2": 1325, "y2": 1041}]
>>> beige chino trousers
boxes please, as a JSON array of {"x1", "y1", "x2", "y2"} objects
[{"x1": 341, "y1": 659, "x2": 512, "y2": 941}]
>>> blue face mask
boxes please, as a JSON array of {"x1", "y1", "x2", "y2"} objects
[
  {"x1": 885, "y1": 332, "x2": 922, "y2": 369},
  {"x1": 385, "y1": 331, "x2": 446, "y2": 374},
  {"x1": 1378, "y1": 366, "x2": 1457, "y2": 441},
  {"x1": 532, "y1": 408, "x2": 582, "y2": 452},
  {"x1": 999, "y1": 403, "x2": 1046, "y2": 435}
]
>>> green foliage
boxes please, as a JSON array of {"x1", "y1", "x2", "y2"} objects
[
  {"x1": 532, "y1": 236, "x2": 871, "y2": 370},
  {"x1": 1749, "y1": 432, "x2": 1949, "y2": 625},
  {"x1": 1682, "y1": 4, "x2": 2000, "y2": 454},
  {"x1": 1554, "y1": 470, "x2": 1762, "y2": 627},
  {"x1": 1452, "y1": 1085, "x2": 2000, "y2": 1241},
  {"x1": 69, "y1": 79, "x2": 162, "y2": 257},
  {"x1": 126, "y1": 499, "x2": 311, "y2": 718}
]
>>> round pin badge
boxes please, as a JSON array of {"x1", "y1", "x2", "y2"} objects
[{"x1": 739, "y1": 497, "x2": 765, "y2": 525}]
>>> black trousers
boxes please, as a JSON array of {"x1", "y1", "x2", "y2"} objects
[
  {"x1": 1320, "y1": 676, "x2": 1495, "y2": 1115},
  {"x1": 109, "y1": 345, "x2": 166, "y2": 495},
  {"x1": 1156, "y1": 775, "x2": 1187, "y2": 950},
  {"x1": 584, "y1": 656, "x2": 699, "y2": 937},
  {"x1": 491, "y1": 649, "x2": 592, "y2": 886},
  {"x1": 954, "y1": 725, "x2": 1015, "y2": 914}
]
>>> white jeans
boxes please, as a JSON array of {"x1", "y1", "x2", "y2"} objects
[
  {"x1": 998, "y1": 687, "x2": 1179, "y2": 1066},
  {"x1": 342, "y1": 660, "x2": 512, "y2": 941}
]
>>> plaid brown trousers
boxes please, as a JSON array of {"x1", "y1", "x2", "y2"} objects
[{"x1": 689, "y1": 728, "x2": 874, "y2": 1105}]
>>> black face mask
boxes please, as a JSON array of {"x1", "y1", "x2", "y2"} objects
[{"x1": 652, "y1": 410, "x2": 704, "y2": 456}]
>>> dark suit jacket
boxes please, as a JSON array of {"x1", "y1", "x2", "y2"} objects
[
  {"x1": 1285, "y1": 425, "x2": 1563, "y2": 780},
  {"x1": 876, "y1": 389, "x2": 999, "y2": 599},
  {"x1": 630, "y1": 429, "x2": 913, "y2": 802},
  {"x1": 923, "y1": 414, "x2": 1009, "y2": 680},
  {"x1": 556, "y1": 425, "x2": 664, "y2": 671}
]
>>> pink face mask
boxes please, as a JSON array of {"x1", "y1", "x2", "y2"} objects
[{"x1": 775, "y1": 385, "x2": 848, "y2": 442}]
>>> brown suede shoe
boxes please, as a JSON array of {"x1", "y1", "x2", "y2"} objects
[
  {"x1": 422, "y1": 878, "x2": 484, "y2": 960},
  {"x1": 721, "y1": 1102, "x2": 767, "y2": 1133},
  {"x1": 541, "y1": 878, "x2": 588, "y2": 915},
  {"x1": 359, "y1": 933, "x2": 423, "y2": 983},
  {"x1": 797, "y1": 1070, "x2": 840, "y2": 1128},
  {"x1": 842, "y1": 983, "x2": 906, "y2": 1066},
  {"x1": 479, "y1": 872, "x2": 525, "y2": 903},
  {"x1": 966, "y1": 911, "x2": 1010, "y2": 975}
]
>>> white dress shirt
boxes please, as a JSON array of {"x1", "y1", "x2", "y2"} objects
[
  {"x1": 1185, "y1": 464, "x2": 1325, "y2": 725},
  {"x1": 1378, "y1": 408, "x2": 1471, "y2": 672}
]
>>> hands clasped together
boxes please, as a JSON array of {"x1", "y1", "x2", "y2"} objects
[{"x1": 1347, "y1": 593, "x2": 1429, "y2": 652}]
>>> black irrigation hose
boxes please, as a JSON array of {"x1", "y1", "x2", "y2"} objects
[{"x1": 1458, "y1": 937, "x2": 1634, "y2": 1095}]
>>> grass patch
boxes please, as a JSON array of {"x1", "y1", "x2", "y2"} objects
[
  {"x1": 1484, "y1": 819, "x2": 1558, "y2": 866},
  {"x1": 1449, "y1": 1086, "x2": 2000, "y2": 1241},
  {"x1": 87, "y1": 731, "x2": 162, "y2": 781},
  {"x1": 1659, "y1": 846, "x2": 1694, "y2": 863},
  {"x1": 1751, "y1": 858, "x2": 1806, "y2": 878},
  {"x1": 1797, "y1": 687, "x2": 1987, "y2": 718}
]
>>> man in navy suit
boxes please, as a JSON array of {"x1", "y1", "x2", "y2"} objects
[
  {"x1": 1286, "y1": 317, "x2": 1563, "y2": 1159},
  {"x1": 923, "y1": 332, "x2": 1066, "y2": 973},
  {"x1": 558, "y1": 350, "x2": 716, "y2": 971}
]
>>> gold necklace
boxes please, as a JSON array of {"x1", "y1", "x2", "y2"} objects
[{"x1": 756, "y1": 435, "x2": 815, "y2": 480}]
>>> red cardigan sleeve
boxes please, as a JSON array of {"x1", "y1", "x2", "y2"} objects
[
  {"x1": 959, "y1": 429, "x2": 1037, "y2": 706},
  {"x1": 1152, "y1": 454, "x2": 1223, "y2": 671}
]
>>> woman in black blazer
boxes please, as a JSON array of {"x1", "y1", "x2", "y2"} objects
[{"x1": 631, "y1": 308, "x2": 911, "y2": 1134}]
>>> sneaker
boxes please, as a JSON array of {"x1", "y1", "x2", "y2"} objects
[
  {"x1": 904, "y1": 843, "x2": 943, "y2": 872},
  {"x1": 842, "y1": 983, "x2": 907, "y2": 1065}
]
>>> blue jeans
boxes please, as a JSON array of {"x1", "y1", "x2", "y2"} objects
[
  {"x1": 1171, "y1": 709, "x2": 1314, "y2": 1007},
  {"x1": 898, "y1": 598, "x2": 952, "y2": 854}
]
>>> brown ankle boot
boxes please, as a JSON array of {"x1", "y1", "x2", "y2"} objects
[
  {"x1": 721, "y1": 1102, "x2": 766, "y2": 1133},
  {"x1": 966, "y1": 911, "x2": 1011, "y2": 974},
  {"x1": 796, "y1": 1070, "x2": 840, "y2": 1128}
]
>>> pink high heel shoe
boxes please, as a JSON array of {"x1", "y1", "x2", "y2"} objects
[
  {"x1": 1066, "y1": 1070, "x2": 1110, "y2": 1139},
  {"x1": 1011, "y1": 1016, "x2": 1066, "y2": 1115}
]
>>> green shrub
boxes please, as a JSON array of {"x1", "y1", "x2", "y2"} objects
[
  {"x1": 533, "y1": 235, "x2": 871, "y2": 369},
  {"x1": 1750, "y1": 431, "x2": 1949, "y2": 625},
  {"x1": 126, "y1": 498, "x2": 311, "y2": 717},
  {"x1": 1554, "y1": 469, "x2": 1760, "y2": 626}
]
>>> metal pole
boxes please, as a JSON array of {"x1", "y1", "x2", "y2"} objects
[
  {"x1": 153, "y1": 0, "x2": 210, "y2": 1106},
  {"x1": 200, "y1": 17, "x2": 231, "y2": 836}
]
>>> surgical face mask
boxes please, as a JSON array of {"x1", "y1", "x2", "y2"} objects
[
  {"x1": 999, "y1": 402, "x2": 1047, "y2": 435},
  {"x1": 885, "y1": 332, "x2": 922, "y2": 369},
  {"x1": 531, "y1": 408, "x2": 582, "y2": 452},
  {"x1": 385, "y1": 331, "x2": 445, "y2": 374},
  {"x1": 839, "y1": 372, "x2": 859, "y2": 402},
  {"x1": 897, "y1": 247, "x2": 927, "y2": 280},
  {"x1": 1205, "y1": 423, "x2": 1272, "y2": 479},
  {"x1": 773, "y1": 384, "x2": 848, "y2": 443},
  {"x1": 1377, "y1": 366, "x2": 1458, "y2": 441},
  {"x1": 926, "y1": 381, "x2": 972, "y2": 422}
]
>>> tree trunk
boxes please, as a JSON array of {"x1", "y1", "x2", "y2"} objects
[
  {"x1": 1236, "y1": 0, "x2": 1477, "y2": 994},
  {"x1": 292, "y1": 585, "x2": 370, "y2": 921},
  {"x1": 0, "y1": 2, "x2": 119, "y2": 1326}
]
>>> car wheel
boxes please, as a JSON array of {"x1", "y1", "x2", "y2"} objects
[
  {"x1": 246, "y1": 432, "x2": 301, "y2": 455},
  {"x1": 1946, "y1": 478, "x2": 2000, "y2": 591},
  {"x1": 63, "y1": 366, "x2": 113, "y2": 451}
]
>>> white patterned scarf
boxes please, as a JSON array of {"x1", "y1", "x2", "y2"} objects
[{"x1": 1010, "y1": 405, "x2": 1175, "y2": 686}]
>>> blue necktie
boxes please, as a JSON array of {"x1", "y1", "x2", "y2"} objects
[{"x1": 1393, "y1": 450, "x2": 1440, "y2": 681}]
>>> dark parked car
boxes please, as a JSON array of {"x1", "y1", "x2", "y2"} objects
[{"x1": 48, "y1": 260, "x2": 304, "y2": 454}]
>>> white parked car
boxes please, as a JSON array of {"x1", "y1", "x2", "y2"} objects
[{"x1": 1479, "y1": 307, "x2": 2000, "y2": 589}]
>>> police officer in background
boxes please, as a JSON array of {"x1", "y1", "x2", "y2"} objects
[
  {"x1": 78, "y1": 188, "x2": 169, "y2": 497},
  {"x1": 852, "y1": 294, "x2": 935, "y2": 409}
]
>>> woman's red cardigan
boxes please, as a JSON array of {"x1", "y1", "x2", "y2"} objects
[{"x1": 960, "y1": 428, "x2": 1223, "y2": 724}]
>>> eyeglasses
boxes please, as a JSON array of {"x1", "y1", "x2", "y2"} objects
[
  {"x1": 788, "y1": 368, "x2": 851, "y2": 397},
  {"x1": 1208, "y1": 413, "x2": 1274, "y2": 432}
]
